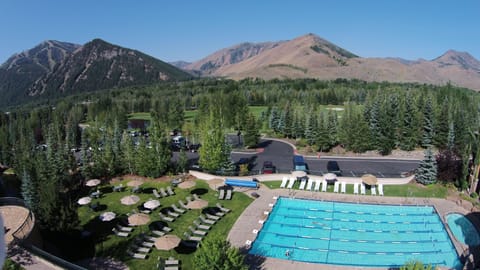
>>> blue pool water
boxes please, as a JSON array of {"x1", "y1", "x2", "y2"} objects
[
  {"x1": 447, "y1": 213, "x2": 480, "y2": 246},
  {"x1": 249, "y1": 197, "x2": 462, "y2": 269}
]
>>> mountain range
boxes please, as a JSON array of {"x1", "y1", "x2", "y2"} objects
[
  {"x1": 1, "y1": 33, "x2": 480, "y2": 108},
  {"x1": 174, "y1": 33, "x2": 480, "y2": 91},
  {"x1": 0, "y1": 39, "x2": 191, "y2": 107}
]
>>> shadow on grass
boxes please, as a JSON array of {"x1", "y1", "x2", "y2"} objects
[
  {"x1": 176, "y1": 241, "x2": 198, "y2": 254},
  {"x1": 99, "y1": 186, "x2": 113, "y2": 194},
  {"x1": 142, "y1": 187, "x2": 155, "y2": 194},
  {"x1": 190, "y1": 188, "x2": 208, "y2": 195}
]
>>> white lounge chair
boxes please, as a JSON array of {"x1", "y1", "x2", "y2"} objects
[
  {"x1": 116, "y1": 224, "x2": 133, "y2": 232},
  {"x1": 360, "y1": 183, "x2": 366, "y2": 195},
  {"x1": 216, "y1": 203, "x2": 231, "y2": 213},
  {"x1": 353, "y1": 183, "x2": 359, "y2": 194},
  {"x1": 314, "y1": 180, "x2": 321, "y2": 191},
  {"x1": 371, "y1": 186, "x2": 377, "y2": 196},
  {"x1": 341, "y1": 182, "x2": 347, "y2": 193},
  {"x1": 378, "y1": 184, "x2": 384, "y2": 196},
  {"x1": 188, "y1": 226, "x2": 207, "y2": 236},
  {"x1": 321, "y1": 181, "x2": 327, "y2": 192},
  {"x1": 280, "y1": 176, "x2": 288, "y2": 188},
  {"x1": 206, "y1": 213, "x2": 220, "y2": 221},
  {"x1": 132, "y1": 244, "x2": 151, "y2": 254},
  {"x1": 167, "y1": 186, "x2": 175, "y2": 196},
  {"x1": 127, "y1": 250, "x2": 147, "y2": 259},
  {"x1": 333, "y1": 181, "x2": 340, "y2": 193},
  {"x1": 225, "y1": 189, "x2": 232, "y2": 200},
  {"x1": 199, "y1": 215, "x2": 216, "y2": 225},
  {"x1": 299, "y1": 179, "x2": 306, "y2": 190},
  {"x1": 193, "y1": 194, "x2": 200, "y2": 200},
  {"x1": 184, "y1": 232, "x2": 202, "y2": 242},
  {"x1": 179, "y1": 200, "x2": 189, "y2": 209},
  {"x1": 159, "y1": 212, "x2": 174, "y2": 222},
  {"x1": 160, "y1": 188, "x2": 168, "y2": 197},
  {"x1": 287, "y1": 177, "x2": 296, "y2": 189},
  {"x1": 112, "y1": 227, "x2": 129, "y2": 237},
  {"x1": 172, "y1": 204, "x2": 186, "y2": 214},
  {"x1": 153, "y1": 189, "x2": 162, "y2": 198},
  {"x1": 306, "y1": 179, "x2": 313, "y2": 190},
  {"x1": 151, "y1": 230, "x2": 165, "y2": 237},
  {"x1": 218, "y1": 189, "x2": 225, "y2": 200},
  {"x1": 194, "y1": 219, "x2": 211, "y2": 230},
  {"x1": 168, "y1": 210, "x2": 180, "y2": 218}
]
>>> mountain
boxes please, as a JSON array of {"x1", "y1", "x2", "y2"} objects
[
  {"x1": 0, "y1": 40, "x2": 80, "y2": 104},
  {"x1": 186, "y1": 34, "x2": 480, "y2": 91},
  {"x1": 29, "y1": 39, "x2": 191, "y2": 96},
  {"x1": 185, "y1": 41, "x2": 286, "y2": 75}
]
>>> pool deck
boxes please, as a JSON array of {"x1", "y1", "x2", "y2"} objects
[{"x1": 226, "y1": 183, "x2": 471, "y2": 270}]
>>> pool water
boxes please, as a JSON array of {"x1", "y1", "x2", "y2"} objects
[
  {"x1": 447, "y1": 213, "x2": 480, "y2": 246},
  {"x1": 249, "y1": 197, "x2": 462, "y2": 269}
]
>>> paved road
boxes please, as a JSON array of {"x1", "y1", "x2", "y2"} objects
[{"x1": 229, "y1": 139, "x2": 420, "y2": 178}]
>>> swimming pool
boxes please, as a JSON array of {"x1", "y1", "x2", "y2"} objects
[
  {"x1": 447, "y1": 213, "x2": 480, "y2": 246},
  {"x1": 249, "y1": 197, "x2": 462, "y2": 269}
]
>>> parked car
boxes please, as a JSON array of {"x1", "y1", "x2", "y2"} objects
[
  {"x1": 327, "y1": 160, "x2": 342, "y2": 176},
  {"x1": 262, "y1": 161, "x2": 276, "y2": 174}
]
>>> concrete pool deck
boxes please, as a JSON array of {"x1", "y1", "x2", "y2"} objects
[{"x1": 223, "y1": 181, "x2": 472, "y2": 270}]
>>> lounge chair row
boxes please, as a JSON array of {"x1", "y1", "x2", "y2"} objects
[
  {"x1": 153, "y1": 186, "x2": 175, "y2": 198},
  {"x1": 353, "y1": 183, "x2": 384, "y2": 196},
  {"x1": 184, "y1": 205, "x2": 230, "y2": 243},
  {"x1": 112, "y1": 223, "x2": 134, "y2": 237},
  {"x1": 127, "y1": 234, "x2": 157, "y2": 259},
  {"x1": 218, "y1": 188, "x2": 232, "y2": 200}
]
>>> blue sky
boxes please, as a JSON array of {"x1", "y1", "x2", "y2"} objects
[{"x1": 1, "y1": 0, "x2": 479, "y2": 63}]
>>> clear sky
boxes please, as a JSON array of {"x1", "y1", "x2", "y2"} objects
[{"x1": 1, "y1": 0, "x2": 479, "y2": 64}]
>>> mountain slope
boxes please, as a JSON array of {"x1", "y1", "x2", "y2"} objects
[
  {"x1": 185, "y1": 41, "x2": 285, "y2": 75},
  {"x1": 0, "y1": 40, "x2": 80, "y2": 104},
  {"x1": 29, "y1": 39, "x2": 191, "y2": 95},
  {"x1": 187, "y1": 34, "x2": 480, "y2": 91}
]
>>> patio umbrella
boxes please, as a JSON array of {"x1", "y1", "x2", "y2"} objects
[
  {"x1": 186, "y1": 199, "x2": 208, "y2": 209},
  {"x1": 292, "y1": 170, "x2": 307, "y2": 178},
  {"x1": 154, "y1": 234, "x2": 181, "y2": 250},
  {"x1": 128, "y1": 213, "x2": 150, "y2": 226},
  {"x1": 362, "y1": 174, "x2": 378, "y2": 186},
  {"x1": 127, "y1": 180, "x2": 143, "y2": 187},
  {"x1": 120, "y1": 195, "x2": 140, "y2": 205},
  {"x1": 86, "y1": 179, "x2": 101, "y2": 187},
  {"x1": 99, "y1": 211, "x2": 116, "y2": 222},
  {"x1": 324, "y1": 173, "x2": 337, "y2": 181},
  {"x1": 143, "y1": 199, "x2": 161, "y2": 210},
  {"x1": 77, "y1": 197, "x2": 92, "y2": 205},
  {"x1": 178, "y1": 180, "x2": 196, "y2": 189}
]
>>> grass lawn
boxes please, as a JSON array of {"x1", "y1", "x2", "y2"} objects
[
  {"x1": 263, "y1": 180, "x2": 448, "y2": 198},
  {"x1": 128, "y1": 112, "x2": 152, "y2": 120},
  {"x1": 77, "y1": 178, "x2": 253, "y2": 270}
]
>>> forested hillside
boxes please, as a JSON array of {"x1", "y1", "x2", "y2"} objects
[{"x1": 0, "y1": 78, "x2": 479, "y2": 232}]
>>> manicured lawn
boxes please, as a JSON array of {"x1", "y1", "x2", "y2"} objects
[
  {"x1": 77, "y1": 178, "x2": 253, "y2": 270},
  {"x1": 128, "y1": 112, "x2": 152, "y2": 120},
  {"x1": 262, "y1": 179, "x2": 448, "y2": 198}
]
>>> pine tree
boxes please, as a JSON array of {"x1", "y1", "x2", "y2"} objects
[
  {"x1": 327, "y1": 110, "x2": 339, "y2": 147},
  {"x1": 304, "y1": 111, "x2": 318, "y2": 146},
  {"x1": 433, "y1": 97, "x2": 449, "y2": 149},
  {"x1": 416, "y1": 148, "x2": 437, "y2": 185},
  {"x1": 399, "y1": 93, "x2": 417, "y2": 151},
  {"x1": 422, "y1": 97, "x2": 435, "y2": 148},
  {"x1": 243, "y1": 113, "x2": 260, "y2": 148},
  {"x1": 268, "y1": 107, "x2": 281, "y2": 133}
]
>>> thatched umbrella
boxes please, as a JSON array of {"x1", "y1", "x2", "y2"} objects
[
  {"x1": 178, "y1": 180, "x2": 196, "y2": 189},
  {"x1": 186, "y1": 199, "x2": 208, "y2": 209},
  {"x1": 362, "y1": 174, "x2": 378, "y2": 186},
  {"x1": 143, "y1": 199, "x2": 161, "y2": 210},
  {"x1": 120, "y1": 195, "x2": 140, "y2": 205},
  {"x1": 86, "y1": 179, "x2": 101, "y2": 187},
  {"x1": 127, "y1": 180, "x2": 143, "y2": 187},
  {"x1": 99, "y1": 211, "x2": 116, "y2": 222},
  {"x1": 128, "y1": 213, "x2": 150, "y2": 226},
  {"x1": 154, "y1": 234, "x2": 181, "y2": 250},
  {"x1": 77, "y1": 197, "x2": 92, "y2": 205}
]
